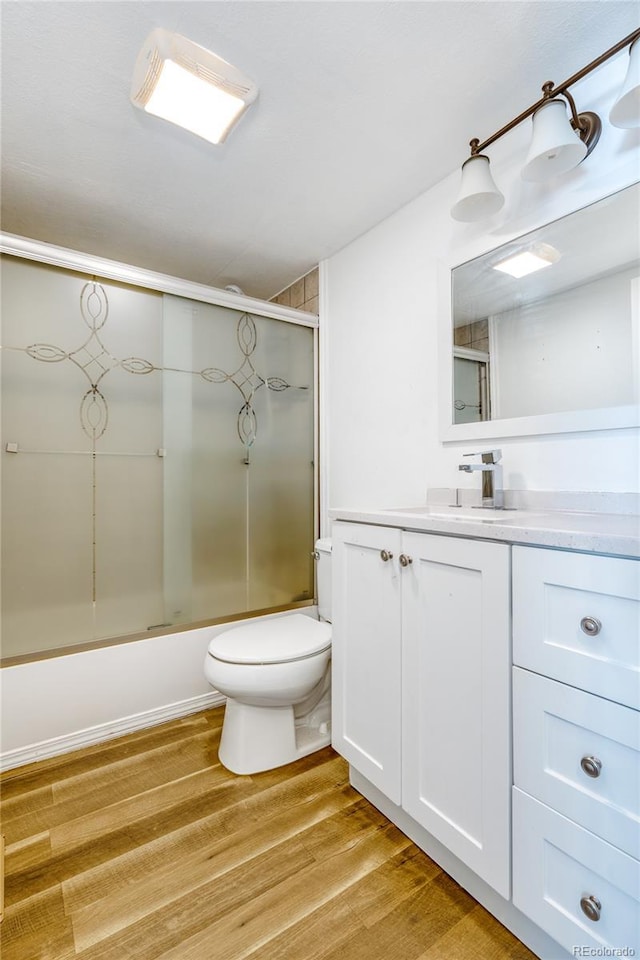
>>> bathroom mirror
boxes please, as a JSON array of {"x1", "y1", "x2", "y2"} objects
[{"x1": 442, "y1": 182, "x2": 639, "y2": 440}]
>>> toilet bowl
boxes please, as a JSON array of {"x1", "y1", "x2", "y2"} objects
[
  {"x1": 205, "y1": 538, "x2": 333, "y2": 774},
  {"x1": 205, "y1": 613, "x2": 332, "y2": 774}
]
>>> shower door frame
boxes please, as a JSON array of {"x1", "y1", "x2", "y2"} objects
[
  {"x1": 0, "y1": 232, "x2": 320, "y2": 664},
  {"x1": 453, "y1": 345, "x2": 491, "y2": 423}
]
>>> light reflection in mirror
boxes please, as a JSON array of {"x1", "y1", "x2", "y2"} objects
[{"x1": 451, "y1": 183, "x2": 639, "y2": 425}]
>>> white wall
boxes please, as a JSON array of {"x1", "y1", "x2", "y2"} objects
[
  {"x1": 323, "y1": 56, "x2": 640, "y2": 519},
  {"x1": 492, "y1": 267, "x2": 638, "y2": 419}
]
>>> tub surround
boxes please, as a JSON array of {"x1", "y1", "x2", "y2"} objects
[{"x1": 329, "y1": 490, "x2": 640, "y2": 558}]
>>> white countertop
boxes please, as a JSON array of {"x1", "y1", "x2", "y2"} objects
[{"x1": 329, "y1": 504, "x2": 640, "y2": 559}]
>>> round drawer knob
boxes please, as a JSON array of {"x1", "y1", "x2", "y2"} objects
[
  {"x1": 580, "y1": 755, "x2": 602, "y2": 779},
  {"x1": 580, "y1": 616, "x2": 602, "y2": 637},
  {"x1": 580, "y1": 895, "x2": 602, "y2": 923},
  {"x1": 399, "y1": 554, "x2": 413, "y2": 567},
  {"x1": 380, "y1": 550, "x2": 393, "y2": 562},
  {"x1": 312, "y1": 549, "x2": 320, "y2": 560}
]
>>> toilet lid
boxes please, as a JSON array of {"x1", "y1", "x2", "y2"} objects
[{"x1": 208, "y1": 614, "x2": 331, "y2": 665}]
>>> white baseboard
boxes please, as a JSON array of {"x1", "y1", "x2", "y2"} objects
[{"x1": 0, "y1": 691, "x2": 226, "y2": 772}]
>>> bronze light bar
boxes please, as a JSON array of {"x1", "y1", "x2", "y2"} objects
[
  {"x1": 451, "y1": 29, "x2": 640, "y2": 222},
  {"x1": 470, "y1": 29, "x2": 640, "y2": 157}
]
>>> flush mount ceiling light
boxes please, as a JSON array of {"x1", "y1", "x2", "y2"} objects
[
  {"x1": 451, "y1": 29, "x2": 640, "y2": 222},
  {"x1": 492, "y1": 243, "x2": 561, "y2": 279},
  {"x1": 130, "y1": 28, "x2": 258, "y2": 144}
]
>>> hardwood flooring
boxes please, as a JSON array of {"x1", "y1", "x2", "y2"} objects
[{"x1": 1, "y1": 707, "x2": 536, "y2": 960}]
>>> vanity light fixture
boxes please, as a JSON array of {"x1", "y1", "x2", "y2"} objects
[
  {"x1": 610, "y1": 36, "x2": 640, "y2": 127},
  {"x1": 492, "y1": 244, "x2": 560, "y2": 279},
  {"x1": 130, "y1": 28, "x2": 258, "y2": 145},
  {"x1": 451, "y1": 29, "x2": 640, "y2": 222}
]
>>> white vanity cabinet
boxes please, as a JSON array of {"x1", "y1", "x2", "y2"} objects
[
  {"x1": 331, "y1": 506, "x2": 640, "y2": 959},
  {"x1": 331, "y1": 521, "x2": 511, "y2": 897},
  {"x1": 512, "y1": 545, "x2": 640, "y2": 957}
]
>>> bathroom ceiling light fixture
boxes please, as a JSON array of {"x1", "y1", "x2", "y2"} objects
[
  {"x1": 451, "y1": 28, "x2": 640, "y2": 222},
  {"x1": 492, "y1": 244, "x2": 560, "y2": 279},
  {"x1": 130, "y1": 28, "x2": 258, "y2": 145}
]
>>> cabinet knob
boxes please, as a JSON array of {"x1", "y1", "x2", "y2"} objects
[
  {"x1": 580, "y1": 755, "x2": 602, "y2": 778},
  {"x1": 399, "y1": 554, "x2": 413, "y2": 567},
  {"x1": 312, "y1": 550, "x2": 320, "y2": 560},
  {"x1": 580, "y1": 616, "x2": 602, "y2": 637},
  {"x1": 380, "y1": 550, "x2": 393, "y2": 562},
  {"x1": 580, "y1": 895, "x2": 602, "y2": 922}
]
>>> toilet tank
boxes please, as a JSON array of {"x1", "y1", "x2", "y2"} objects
[{"x1": 314, "y1": 538, "x2": 332, "y2": 622}]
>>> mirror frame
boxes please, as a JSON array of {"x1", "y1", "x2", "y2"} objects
[{"x1": 438, "y1": 194, "x2": 640, "y2": 443}]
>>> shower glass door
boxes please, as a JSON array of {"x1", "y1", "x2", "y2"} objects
[
  {"x1": 0, "y1": 258, "x2": 315, "y2": 660},
  {"x1": 453, "y1": 354, "x2": 490, "y2": 424}
]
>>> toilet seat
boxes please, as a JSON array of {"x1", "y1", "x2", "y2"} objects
[{"x1": 208, "y1": 614, "x2": 331, "y2": 665}]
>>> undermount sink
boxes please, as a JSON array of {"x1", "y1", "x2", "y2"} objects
[{"x1": 385, "y1": 505, "x2": 527, "y2": 523}]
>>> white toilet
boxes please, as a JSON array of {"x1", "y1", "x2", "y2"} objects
[{"x1": 204, "y1": 538, "x2": 332, "y2": 774}]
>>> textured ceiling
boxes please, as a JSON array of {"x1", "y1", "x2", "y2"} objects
[{"x1": 1, "y1": 1, "x2": 638, "y2": 299}]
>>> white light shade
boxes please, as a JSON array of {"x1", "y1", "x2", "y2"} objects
[
  {"x1": 130, "y1": 29, "x2": 257, "y2": 144},
  {"x1": 451, "y1": 155, "x2": 504, "y2": 222},
  {"x1": 610, "y1": 38, "x2": 640, "y2": 128},
  {"x1": 521, "y1": 99, "x2": 587, "y2": 182}
]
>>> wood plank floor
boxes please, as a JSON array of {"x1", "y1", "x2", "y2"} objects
[{"x1": 1, "y1": 707, "x2": 536, "y2": 960}]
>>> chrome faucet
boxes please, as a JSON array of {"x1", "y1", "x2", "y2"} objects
[{"x1": 458, "y1": 449, "x2": 504, "y2": 509}]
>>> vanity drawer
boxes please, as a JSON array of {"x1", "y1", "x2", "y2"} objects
[
  {"x1": 513, "y1": 546, "x2": 640, "y2": 709},
  {"x1": 513, "y1": 667, "x2": 640, "y2": 858},
  {"x1": 513, "y1": 788, "x2": 640, "y2": 957}
]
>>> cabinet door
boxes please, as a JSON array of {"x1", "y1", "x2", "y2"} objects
[
  {"x1": 331, "y1": 521, "x2": 402, "y2": 803},
  {"x1": 401, "y1": 533, "x2": 511, "y2": 897}
]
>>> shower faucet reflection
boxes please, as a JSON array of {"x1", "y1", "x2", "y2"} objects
[{"x1": 458, "y1": 449, "x2": 504, "y2": 508}]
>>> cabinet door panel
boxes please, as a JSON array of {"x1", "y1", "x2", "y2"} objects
[
  {"x1": 331, "y1": 522, "x2": 402, "y2": 803},
  {"x1": 402, "y1": 533, "x2": 511, "y2": 897}
]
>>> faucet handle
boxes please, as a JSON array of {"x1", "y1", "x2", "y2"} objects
[{"x1": 463, "y1": 448, "x2": 502, "y2": 464}]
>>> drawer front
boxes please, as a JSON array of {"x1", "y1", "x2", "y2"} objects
[
  {"x1": 513, "y1": 788, "x2": 640, "y2": 957},
  {"x1": 513, "y1": 546, "x2": 640, "y2": 709},
  {"x1": 513, "y1": 668, "x2": 640, "y2": 858}
]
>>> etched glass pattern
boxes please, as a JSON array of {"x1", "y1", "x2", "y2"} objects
[{"x1": 0, "y1": 259, "x2": 315, "y2": 658}]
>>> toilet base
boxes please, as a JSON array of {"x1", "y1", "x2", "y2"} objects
[{"x1": 218, "y1": 696, "x2": 331, "y2": 775}]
